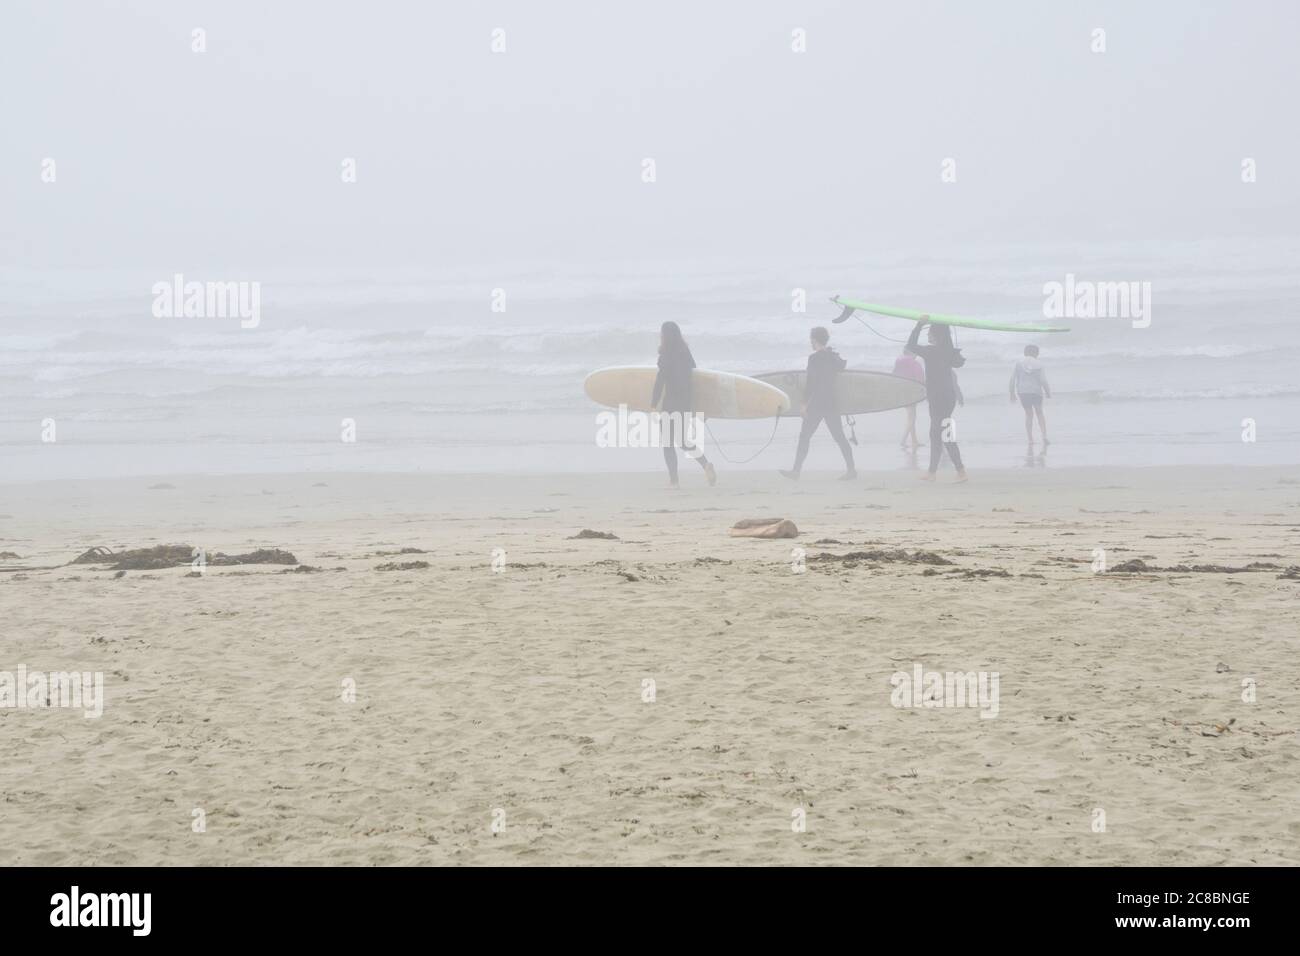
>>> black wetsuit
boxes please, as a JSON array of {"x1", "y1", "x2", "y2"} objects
[
  {"x1": 905, "y1": 323, "x2": 966, "y2": 473},
  {"x1": 651, "y1": 345, "x2": 709, "y2": 482},
  {"x1": 791, "y1": 347, "x2": 855, "y2": 474}
]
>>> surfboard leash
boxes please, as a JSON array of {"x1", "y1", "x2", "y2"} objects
[
  {"x1": 852, "y1": 313, "x2": 910, "y2": 344},
  {"x1": 851, "y1": 312, "x2": 960, "y2": 350},
  {"x1": 702, "y1": 415, "x2": 783, "y2": 464}
]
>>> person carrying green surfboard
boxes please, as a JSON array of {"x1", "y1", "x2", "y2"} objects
[{"x1": 905, "y1": 317, "x2": 968, "y2": 482}]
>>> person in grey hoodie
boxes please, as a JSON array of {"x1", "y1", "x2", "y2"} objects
[{"x1": 1009, "y1": 344, "x2": 1051, "y2": 445}]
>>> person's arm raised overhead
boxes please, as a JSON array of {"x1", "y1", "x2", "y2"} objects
[{"x1": 904, "y1": 316, "x2": 928, "y2": 357}]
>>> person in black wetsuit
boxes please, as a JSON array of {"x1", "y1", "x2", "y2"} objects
[
  {"x1": 651, "y1": 321, "x2": 716, "y2": 488},
  {"x1": 780, "y1": 326, "x2": 856, "y2": 481},
  {"x1": 905, "y1": 317, "x2": 969, "y2": 482}
]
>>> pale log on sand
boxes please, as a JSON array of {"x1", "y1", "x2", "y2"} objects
[{"x1": 729, "y1": 517, "x2": 799, "y2": 539}]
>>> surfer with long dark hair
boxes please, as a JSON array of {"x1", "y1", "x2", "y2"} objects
[
  {"x1": 905, "y1": 318, "x2": 968, "y2": 482},
  {"x1": 651, "y1": 321, "x2": 717, "y2": 488}
]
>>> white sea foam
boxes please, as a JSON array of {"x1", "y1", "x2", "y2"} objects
[{"x1": 3, "y1": 239, "x2": 1298, "y2": 474}]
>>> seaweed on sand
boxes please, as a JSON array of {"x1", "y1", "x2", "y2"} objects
[{"x1": 71, "y1": 545, "x2": 298, "y2": 571}]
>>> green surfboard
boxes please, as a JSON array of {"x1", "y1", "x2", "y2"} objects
[{"x1": 831, "y1": 296, "x2": 1069, "y2": 333}]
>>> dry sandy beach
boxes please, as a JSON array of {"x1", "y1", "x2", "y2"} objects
[{"x1": 2, "y1": 466, "x2": 1297, "y2": 865}]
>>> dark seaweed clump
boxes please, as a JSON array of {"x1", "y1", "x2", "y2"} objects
[{"x1": 71, "y1": 545, "x2": 297, "y2": 571}]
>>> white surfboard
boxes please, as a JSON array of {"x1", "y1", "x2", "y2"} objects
[{"x1": 583, "y1": 366, "x2": 791, "y2": 419}]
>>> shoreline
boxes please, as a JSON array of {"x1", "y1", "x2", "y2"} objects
[{"x1": 4, "y1": 460, "x2": 1296, "y2": 487}]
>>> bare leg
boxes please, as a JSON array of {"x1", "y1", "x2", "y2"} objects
[{"x1": 1036, "y1": 406, "x2": 1049, "y2": 445}]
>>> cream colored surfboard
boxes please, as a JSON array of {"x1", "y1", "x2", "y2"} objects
[{"x1": 583, "y1": 366, "x2": 791, "y2": 419}]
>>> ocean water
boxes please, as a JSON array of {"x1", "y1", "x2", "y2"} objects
[{"x1": 2, "y1": 237, "x2": 1298, "y2": 482}]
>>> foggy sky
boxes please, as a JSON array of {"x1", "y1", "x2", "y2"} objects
[{"x1": 3, "y1": 0, "x2": 1297, "y2": 272}]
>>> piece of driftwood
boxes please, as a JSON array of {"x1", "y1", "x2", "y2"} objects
[{"x1": 729, "y1": 517, "x2": 799, "y2": 539}]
